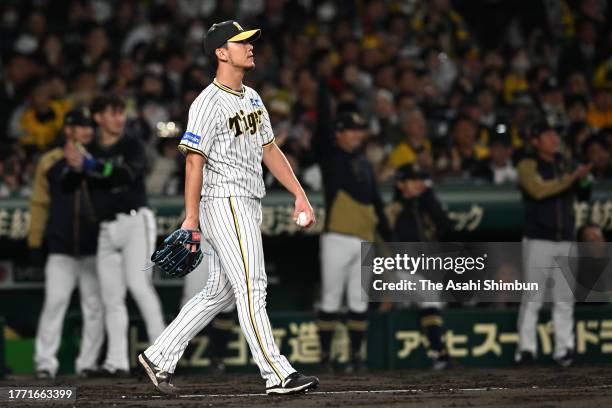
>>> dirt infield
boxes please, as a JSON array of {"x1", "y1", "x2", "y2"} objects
[{"x1": 3, "y1": 365, "x2": 612, "y2": 407}]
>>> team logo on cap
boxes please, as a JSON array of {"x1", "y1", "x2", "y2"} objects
[{"x1": 233, "y1": 22, "x2": 244, "y2": 31}]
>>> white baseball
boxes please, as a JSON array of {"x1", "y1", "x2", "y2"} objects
[{"x1": 296, "y1": 212, "x2": 309, "y2": 227}]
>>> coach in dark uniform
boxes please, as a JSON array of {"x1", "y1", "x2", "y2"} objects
[
  {"x1": 30, "y1": 108, "x2": 104, "y2": 379},
  {"x1": 384, "y1": 163, "x2": 453, "y2": 369},
  {"x1": 314, "y1": 75, "x2": 391, "y2": 372},
  {"x1": 515, "y1": 122, "x2": 591, "y2": 367}
]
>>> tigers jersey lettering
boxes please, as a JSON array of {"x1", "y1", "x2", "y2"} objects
[{"x1": 178, "y1": 79, "x2": 274, "y2": 199}]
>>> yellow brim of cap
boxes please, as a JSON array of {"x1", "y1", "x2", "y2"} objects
[{"x1": 228, "y1": 29, "x2": 261, "y2": 43}]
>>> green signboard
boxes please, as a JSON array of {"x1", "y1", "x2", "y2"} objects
[
  {"x1": 5, "y1": 308, "x2": 611, "y2": 375},
  {"x1": 1, "y1": 183, "x2": 611, "y2": 243}
]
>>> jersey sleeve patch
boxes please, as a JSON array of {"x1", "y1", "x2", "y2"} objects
[{"x1": 181, "y1": 132, "x2": 201, "y2": 145}]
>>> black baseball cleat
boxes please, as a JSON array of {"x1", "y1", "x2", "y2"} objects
[
  {"x1": 35, "y1": 370, "x2": 54, "y2": 380},
  {"x1": 431, "y1": 353, "x2": 451, "y2": 370},
  {"x1": 266, "y1": 372, "x2": 319, "y2": 395},
  {"x1": 554, "y1": 349, "x2": 574, "y2": 368},
  {"x1": 515, "y1": 350, "x2": 535, "y2": 365},
  {"x1": 138, "y1": 353, "x2": 179, "y2": 396}
]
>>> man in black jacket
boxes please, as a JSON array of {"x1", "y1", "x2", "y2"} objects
[
  {"x1": 29, "y1": 108, "x2": 104, "y2": 379},
  {"x1": 386, "y1": 164, "x2": 453, "y2": 369},
  {"x1": 314, "y1": 73, "x2": 391, "y2": 372},
  {"x1": 515, "y1": 122, "x2": 592, "y2": 367},
  {"x1": 63, "y1": 95, "x2": 165, "y2": 375}
]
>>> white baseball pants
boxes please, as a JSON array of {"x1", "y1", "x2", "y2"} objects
[
  {"x1": 34, "y1": 254, "x2": 104, "y2": 376},
  {"x1": 181, "y1": 248, "x2": 236, "y2": 314},
  {"x1": 145, "y1": 197, "x2": 295, "y2": 387},
  {"x1": 97, "y1": 207, "x2": 165, "y2": 371},
  {"x1": 320, "y1": 232, "x2": 368, "y2": 313},
  {"x1": 517, "y1": 238, "x2": 575, "y2": 359}
]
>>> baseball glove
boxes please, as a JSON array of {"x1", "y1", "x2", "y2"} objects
[{"x1": 151, "y1": 229, "x2": 203, "y2": 277}]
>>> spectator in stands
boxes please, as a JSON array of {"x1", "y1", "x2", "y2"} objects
[
  {"x1": 503, "y1": 49, "x2": 530, "y2": 104},
  {"x1": 471, "y1": 124, "x2": 517, "y2": 184},
  {"x1": 0, "y1": 149, "x2": 32, "y2": 197},
  {"x1": 18, "y1": 77, "x2": 71, "y2": 151},
  {"x1": 387, "y1": 108, "x2": 433, "y2": 171},
  {"x1": 437, "y1": 115, "x2": 488, "y2": 178},
  {"x1": 0, "y1": 0, "x2": 609, "y2": 196},
  {"x1": 575, "y1": 223, "x2": 608, "y2": 303},
  {"x1": 557, "y1": 17, "x2": 601, "y2": 82},
  {"x1": 145, "y1": 135, "x2": 182, "y2": 196},
  {"x1": 538, "y1": 77, "x2": 567, "y2": 128},
  {"x1": 583, "y1": 133, "x2": 612, "y2": 179},
  {"x1": 565, "y1": 121, "x2": 592, "y2": 162},
  {"x1": 586, "y1": 86, "x2": 612, "y2": 130},
  {"x1": 566, "y1": 95, "x2": 589, "y2": 125}
]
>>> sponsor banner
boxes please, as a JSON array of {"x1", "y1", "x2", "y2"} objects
[
  {"x1": 4, "y1": 309, "x2": 612, "y2": 374},
  {"x1": 1, "y1": 184, "x2": 612, "y2": 242},
  {"x1": 389, "y1": 308, "x2": 612, "y2": 368},
  {"x1": 362, "y1": 242, "x2": 612, "y2": 303}
]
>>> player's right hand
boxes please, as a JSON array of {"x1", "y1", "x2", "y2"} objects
[
  {"x1": 180, "y1": 219, "x2": 200, "y2": 252},
  {"x1": 293, "y1": 194, "x2": 316, "y2": 228},
  {"x1": 64, "y1": 140, "x2": 85, "y2": 170}
]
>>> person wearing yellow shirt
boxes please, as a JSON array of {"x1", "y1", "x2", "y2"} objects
[
  {"x1": 387, "y1": 108, "x2": 432, "y2": 170},
  {"x1": 19, "y1": 78, "x2": 71, "y2": 150},
  {"x1": 586, "y1": 87, "x2": 612, "y2": 130}
]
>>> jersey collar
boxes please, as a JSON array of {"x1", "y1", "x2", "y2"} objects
[{"x1": 213, "y1": 78, "x2": 245, "y2": 98}]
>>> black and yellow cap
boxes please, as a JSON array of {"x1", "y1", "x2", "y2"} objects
[{"x1": 204, "y1": 21, "x2": 261, "y2": 56}]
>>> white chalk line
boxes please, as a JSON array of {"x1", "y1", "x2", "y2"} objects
[
  {"x1": 122, "y1": 387, "x2": 509, "y2": 399},
  {"x1": 120, "y1": 383, "x2": 612, "y2": 399}
]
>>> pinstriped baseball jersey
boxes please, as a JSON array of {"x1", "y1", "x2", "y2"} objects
[
  {"x1": 178, "y1": 79, "x2": 275, "y2": 199},
  {"x1": 145, "y1": 77, "x2": 298, "y2": 388}
]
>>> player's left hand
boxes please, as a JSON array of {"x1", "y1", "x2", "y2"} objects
[{"x1": 294, "y1": 194, "x2": 315, "y2": 228}]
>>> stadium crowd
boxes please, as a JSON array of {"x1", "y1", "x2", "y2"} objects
[{"x1": 1, "y1": 0, "x2": 612, "y2": 198}]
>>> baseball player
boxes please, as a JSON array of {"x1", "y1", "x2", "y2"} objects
[
  {"x1": 30, "y1": 108, "x2": 104, "y2": 379},
  {"x1": 385, "y1": 164, "x2": 453, "y2": 370},
  {"x1": 63, "y1": 95, "x2": 166, "y2": 376},
  {"x1": 515, "y1": 122, "x2": 592, "y2": 367},
  {"x1": 138, "y1": 21, "x2": 319, "y2": 395},
  {"x1": 181, "y1": 252, "x2": 236, "y2": 373},
  {"x1": 314, "y1": 72, "x2": 392, "y2": 373}
]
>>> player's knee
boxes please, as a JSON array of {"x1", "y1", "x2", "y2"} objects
[
  {"x1": 81, "y1": 299, "x2": 104, "y2": 318},
  {"x1": 44, "y1": 293, "x2": 71, "y2": 312},
  {"x1": 128, "y1": 285, "x2": 157, "y2": 303}
]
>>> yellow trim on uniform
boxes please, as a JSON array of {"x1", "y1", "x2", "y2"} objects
[
  {"x1": 229, "y1": 197, "x2": 284, "y2": 382},
  {"x1": 346, "y1": 320, "x2": 368, "y2": 331},
  {"x1": 178, "y1": 144, "x2": 208, "y2": 160},
  {"x1": 317, "y1": 320, "x2": 337, "y2": 330},
  {"x1": 228, "y1": 29, "x2": 261, "y2": 43},
  {"x1": 213, "y1": 79, "x2": 245, "y2": 98},
  {"x1": 420, "y1": 315, "x2": 443, "y2": 327},
  {"x1": 262, "y1": 137, "x2": 275, "y2": 148}
]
